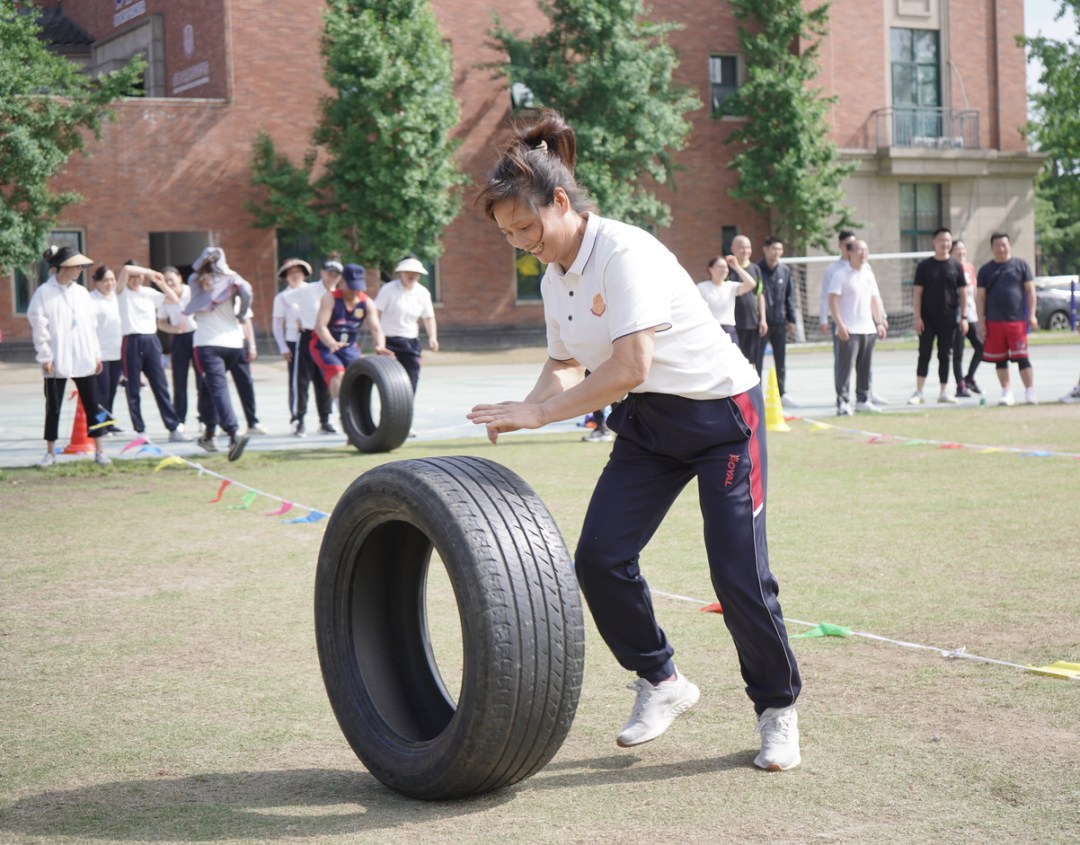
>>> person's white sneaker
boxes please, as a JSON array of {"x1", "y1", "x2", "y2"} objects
[
  {"x1": 854, "y1": 400, "x2": 882, "y2": 413},
  {"x1": 582, "y1": 429, "x2": 613, "y2": 442},
  {"x1": 1059, "y1": 384, "x2": 1080, "y2": 404},
  {"x1": 1025, "y1": 387, "x2": 1038, "y2": 405},
  {"x1": 780, "y1": 394, "x2": 799, "y2": 408},
  {"x1": 870, "y1": 391, "x2": 889, "y2": 405},
  {"x1": 94, "y1": 451, "x2": 112, "y2": 466},
  {"x1": 836, "y1": 400, "x2": 854, "y2": 416},
  {"x1": 937, "y1": 390, "x2": 959, "y2": 404},
  {"x1": 754, "y1": 706, "x2": 800, "y2": 771},
  {"x1": 615, "y1": 673, "x2": 700, "y2": 748},
  {"x1": 37, "y1": 451, "x2": 57, "y2": 469},
  {"x1": 998, "y1": 390, "x2": 1015, "y2": 406},
  {"x1": 907, "y1": 390, "x2": 923, "y2": 405},
  {"x1": 246, "y1": 423, "x2": 269, "y2": 435},
  {"x1": 169, "y1": 429, "x2": 193, "y2": 442}
]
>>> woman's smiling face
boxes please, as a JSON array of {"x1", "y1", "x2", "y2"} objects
[{"x1": 492, "y1": 188, "x2": 578, "y2": 269}]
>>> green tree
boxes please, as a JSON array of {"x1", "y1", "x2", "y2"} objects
[
  {"x1": 0, "y1": 0, "x2": 144, "y2": 272},
  {"x1": 488, "y1": 0, "x2": 701, "y2": 230},
  {"x1": 722, "y1": 0, "x2": 857, "y2": 252},
  {"x1": 247, "y1": 0, "x2": 466, "y2": 271},
  {"x1": 1019, "y1": 0, "x2": 1080, "y2": 275}
]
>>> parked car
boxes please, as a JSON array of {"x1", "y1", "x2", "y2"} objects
[{"x1": 1034, "y1": 276, "x2": 1078, "y2": 331}]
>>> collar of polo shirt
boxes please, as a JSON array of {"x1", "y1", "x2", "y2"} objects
[{"x1": 552, "y1": 212, "x2": 600, "y2": 280}]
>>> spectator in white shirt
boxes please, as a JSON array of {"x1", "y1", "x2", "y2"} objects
[
  {"x1": 156, "y1": 266, "x2": 206, "y2": 434},
  {"x1": 282, "y1": 258, "x2": 340, "y2": 435},
  {"x1": 696, "y1": 254, "x2": 761, "y2": 344},
  {"x1": 28, "y1": 245, "x2": 114, "y2": 468},
  {"x1": 375, "y1": 256, "x2": 438, "y2": 394},
  {"x1": 273, "y1": 258, "x2": 311, "y2": 433},
  {"x1": 90, "y1": 265, "x2": 124, "y2": 435},
  {"x1": 829, "y1": 239, "x2": 888, "y2": 415},
  {"x1": 116, "y1": 260, "x2": 190, "y2": 441}
]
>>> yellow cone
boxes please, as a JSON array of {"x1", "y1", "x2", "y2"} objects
[{"x1": 765, "y1": 367, "x2": 790, "y2": 432}]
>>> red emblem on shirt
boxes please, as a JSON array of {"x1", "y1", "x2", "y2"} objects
[{"x1": 590, "y1": 294, "x2": 606, "y2": 317}]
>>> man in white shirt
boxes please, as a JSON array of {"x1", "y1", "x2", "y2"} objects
[
  {"x1": 272, "y1": 258, "x2": 307, "y2": 431},
  {"x1": 116, "y1": 261, "x2": 191, "y2": 441},
  {"x1": 829, "y1": 240, "x2": 888, "y2": 414},
  {"x1": 375, "y1": 256, "x2": 438, "y2": 394},
  {"x1": 282, "y1": 258, "x2": 340, "y2": 435}
]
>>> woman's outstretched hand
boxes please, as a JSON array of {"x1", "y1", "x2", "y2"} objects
[{"x1": 467, "y1": 401, "x2": 543, "y2": 445}]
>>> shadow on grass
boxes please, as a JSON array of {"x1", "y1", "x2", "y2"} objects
[{"x1": 0, "y1": 755, "x2": 752, "y2": 839}]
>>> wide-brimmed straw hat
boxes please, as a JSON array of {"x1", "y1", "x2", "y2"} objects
[
  {"x1": 394, "y1": 257, "x2": 428, "y2": 276},
  {"x1": 44, "y1": 245, "x2": 93, "y2": 268},
  {"x1": 278, "y1": 257, "x2": 313, "y2": 279}
]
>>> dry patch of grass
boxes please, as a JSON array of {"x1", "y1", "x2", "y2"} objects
[{"x1": 1, "y1": 410, "x2": 1078, "y2": 844}]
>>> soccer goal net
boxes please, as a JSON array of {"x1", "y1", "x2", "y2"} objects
[{"x1": 780, "y1": 251, "x2": 933, "y2": 342}]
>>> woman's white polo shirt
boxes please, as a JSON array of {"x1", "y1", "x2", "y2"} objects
[{"x1": 543, "y1": 214, "x2": 759, "y2": 400}]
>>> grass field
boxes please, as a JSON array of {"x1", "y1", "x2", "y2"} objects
[{"x1": 1, "y1": 406, "x2": 1078, "y2": 844}]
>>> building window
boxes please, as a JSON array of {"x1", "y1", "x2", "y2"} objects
[
  {"x1": 891, "y1": 28, "x2": 941, "y2": 142},
  {"x1": 722, "y1": 226, "x2": 738, "y2": 255},
  {"x1": 149, "y1": 231, "x2": 210, "y2": 280},
  {"x1": 13, "y1": 231, "x2": 84, "y2": 314},
  {"x1": 899, "y1": 183, "x2": 941, "y2": 253},
  {"x1": 515, "y1": 248, "x2": 545, "y2": 301},
  {"x1": 710, "y1": 55, "x2": 738, "y2": 114}
]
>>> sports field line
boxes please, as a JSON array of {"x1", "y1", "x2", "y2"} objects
[
  {"x1": 650, "y1": 588, "x2": 1080, "y2": 681},
  {"x1": 798, "y1": 417, "x2": 1080, "y2": 459}
]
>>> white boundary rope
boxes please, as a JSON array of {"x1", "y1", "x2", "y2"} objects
[{"x1": 650, "y1": 588, "x2": 1079, "y2": 680}]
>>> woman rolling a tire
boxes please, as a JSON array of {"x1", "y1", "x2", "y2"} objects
[{"x1": 468, "y1": 111, "x2": 803, "y2": 771}]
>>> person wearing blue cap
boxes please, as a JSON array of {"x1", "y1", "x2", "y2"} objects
[{"x1": 311, "y1": 263, "x2": 392, "y2": 408}]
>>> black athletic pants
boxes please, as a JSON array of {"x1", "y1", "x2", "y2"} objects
[
  {"x1": 574, "y1": 386, "x2": 801, "y2": 714},
  {"x1": 122, "y1": 334, "x2": 180, "y2": 433},
  {"x1": 193, "y1": 346, "x2": 246, "y2": 436},
  {"x1": 953, "y1": 320, "x2": 984, "y2": 384},
  {"x1": 292, "y1": 330, "x2": 331, "y2": 425},
  {"x1": 736, "y1": 328, "x2": 762, "y2": 377},
  {"x1": 765, "y1": 323, "x2": 788, "y2": 395},
  {"x1": 168, "y1": 331, "x2": 201, "y2": 427},
  {"x1": 95, "y1": 359, "x2": 123, "y2": 419},
  {"x1": 385, "y1": 336, "x2": 422, "y2": 393},
  {"x1": 916, "y1": 316, "x2": 957, "y2": 384},
  {"x1": 44, "y1": 375, "x2": 100, "y2": 443}
]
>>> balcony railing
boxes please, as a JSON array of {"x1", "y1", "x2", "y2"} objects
[{"x1": 873, "y1": 107, "x2": 981, "y2": 150}]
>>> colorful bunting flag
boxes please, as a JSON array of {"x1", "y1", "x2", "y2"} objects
[
  {"x1": 137, "y1": 445, "x2": 163, "y2": 456},
  {"x1": 208, "y1": 479, "x2": 232, "y2": 503},
  {"x1": 231, "y1": 490, "x2": 258, "y2": 510},
  {"x1": 940, "y1": 443, "x2": 964, "y2": 449},
  {"x1": 810, "y1": 423, "x2": 831, "y2": 432},
  {"x1": 121, "y1": 437, "x2": 148, "y2": 454},
  {"x1": 152, "y1": 455, "x2": 186, "y2": 473},
  {"x1": 868, "y1": 435, "x2": 888, "y2": 444},
  {"x1": 1026, "y1": 661, "x2": 1080, "y2": 680},
  {"x1": 265, "y1": 501, "x2": 294, "y2": 516},
  {"x1": 979, "y1": 448, "x2": 1002, "y2": 454},
  {"x1": 1021, "y1": 451, "x2": 1053, "y2": 458},
  {"x1": 700, "y1": 602, "x2": 724, "y2": 614},
  {"x1": 283, "y1": 510, "x2": 327, "y2": 524},
  {"x1": 791, "y1": 622, "x2": 852, "y2": 639},
  {"x1": 901, "y1": 439, "x2": 927, "y2": 446}
]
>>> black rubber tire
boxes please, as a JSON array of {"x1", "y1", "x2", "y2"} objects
[
  {"x1": 339, "y1": 356, "x2": 413, "y2": 453},
  {"x1": 314, "y1": 456, "x2": 585, "y2": 800}
]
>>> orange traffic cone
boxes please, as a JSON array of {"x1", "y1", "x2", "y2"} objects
[
  {"x1": 63, "y1": 395, "x2": 96, "y2": 454},
  {"x1": 764, "y1": 368, "x2": 790, "y2": 432}
]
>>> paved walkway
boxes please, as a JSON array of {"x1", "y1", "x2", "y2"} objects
[{"x1": 2, "y1": 343, "x2": 1078, "y2": 468}]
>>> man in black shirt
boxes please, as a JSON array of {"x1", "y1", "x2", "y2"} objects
[
  {"x1": 908, "y1": 227, "x2": 968, "y2": 404},
  {"x1": 731, "y1": 234, "x2": 766, "y2": 375},
  {"x1": 757, "y1": 236, "x2": 798, "y2": 404},
  {"x1": 976, "y1": 231, "x2": 1037, "y2": 405}
]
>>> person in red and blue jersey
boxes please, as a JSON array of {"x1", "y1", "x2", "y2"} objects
[{"x1": 311, "y1": 263, "x2": 393, "y2": 409}]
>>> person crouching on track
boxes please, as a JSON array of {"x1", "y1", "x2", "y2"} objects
[
  {"x1": 184, "y1": 248, "x2": 254, "y2": 461},
  {"x1": 311, "y1": 263, "x2": 393, "y2": 414}
]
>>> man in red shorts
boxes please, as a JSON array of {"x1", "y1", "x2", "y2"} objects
[{"x1": 975, "y1": 231, "x2": 1037, "y2": 406}]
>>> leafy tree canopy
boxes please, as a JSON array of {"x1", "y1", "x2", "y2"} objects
[
  {"x1": 0, "y1": 0, "x2": 144, "y2": 272},
  {"x1": 722, "y1": 0, "x2": 857, "y2": 252},
  {"x1": 488, "y1": 0, "x2": 701, "y2": 230},
  {"x1": 1019, "y1": 0, "x2": 1080, "y2": 275},
  {"x1": 248, "y1": 0, "x2": 466, "y2": 272}
]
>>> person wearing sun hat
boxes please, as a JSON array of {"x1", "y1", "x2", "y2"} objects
[
  {"x1": 282, "y1": 256, "x2": 342, "y2": 435},
  {"x1": 272, "y1": 257, "x2": 311, "y2": 432},
  {"x1": 312, "y1": 263, "x2": 393, "y2": 413},
  {"x1": 27, "y1": 244, "x2": 117, "y2": 468},
  {"x1": 374, "y1": 255, "x2": 439, "y2": 396}
]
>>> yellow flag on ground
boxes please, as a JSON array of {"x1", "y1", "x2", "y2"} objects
[{"x1": 153, "y1": 455, "x2": 186, "y2": 473}]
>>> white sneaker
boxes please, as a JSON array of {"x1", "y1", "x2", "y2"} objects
[
  {"x1": 937, "y1": 390, "x2": 959, "y2": 404},
  {"x1": 854, "y1": 400, "x2": 882, "y2": 413},
  {"x1": 998, "y1": 390, "x2": 1015, "y2": 406},
  {"x1": 754, "y1": 706, "x2": 801, "y2": 771},
  {"x1": 169, "y1": 429, "x2": 193, "y2": 442},
  {"x1": 246, "y1": 423, "x2": 269, "y2": 435},
  {"x1": 907, "y1": 391, "x2": 923, "y2": 405},
  {"x1": 1059, "y1": 385, "x2": 1080, "y2": 404},
  {"x1": 870, "y1": 391, "x2": 889, "y2": 405},
  {"x1": 94, "y1": 451, "x2": 112, "y2": 466},
  {"x1": 1025, "y1": 387, "x2": 1038, "y2": 406},
  {"x1": 37, "y1": 451, "x2": 57, "y2": 469},
  {"x1": 582, "y1": 429, "x2": 613, "y2": 442},
  {"x1": 780, "y1": 394, "x2": 799, "y2": 408},
  {"x1": 615, "y1": 673, "x2": 700, "y2": 748},
  {"x1": 836, "y1": 400, "x2": 853, "y2": 416}
]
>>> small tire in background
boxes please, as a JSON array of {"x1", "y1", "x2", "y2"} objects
[
  {"x1": 314, "y1": 456, "x2": 585, "y2": 800},
  {"x1": 339, "y1": 356, "x2": 413, "y2": 453}
]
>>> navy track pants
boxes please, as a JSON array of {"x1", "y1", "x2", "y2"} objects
[
  {"x1": 122, "y1": 334, "x2": 180, "y2": 433},
  {"x1": 574, "y1": 385, "x2": 801, "y2": 714}
]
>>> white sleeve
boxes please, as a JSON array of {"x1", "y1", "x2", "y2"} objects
[
  {"x1": 149, "y1": 289, "x2": 167, "y2": 308},
  {"x1": 27, "y1": 288, "x2": 53, "y2": 364},
  {"x1": 419, "y1": 288, "x2": 435, "y2": 319},
  {"x1": 374, "y1": 285, "x2": 390, "y2": 312},
  {"x1": 827, "y1": 267, "x2": 846, "y2": 297},
  {"x1": 272, "y1": 316, "x2": 288, "y2": 353},
  {"x1": 820, "y1": 265, "x2": 835, "y2": 324}
]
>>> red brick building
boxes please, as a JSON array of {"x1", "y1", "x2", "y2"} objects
[{"x1": 2, "y1": 0, "x2": 1043, "y2": 351}]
